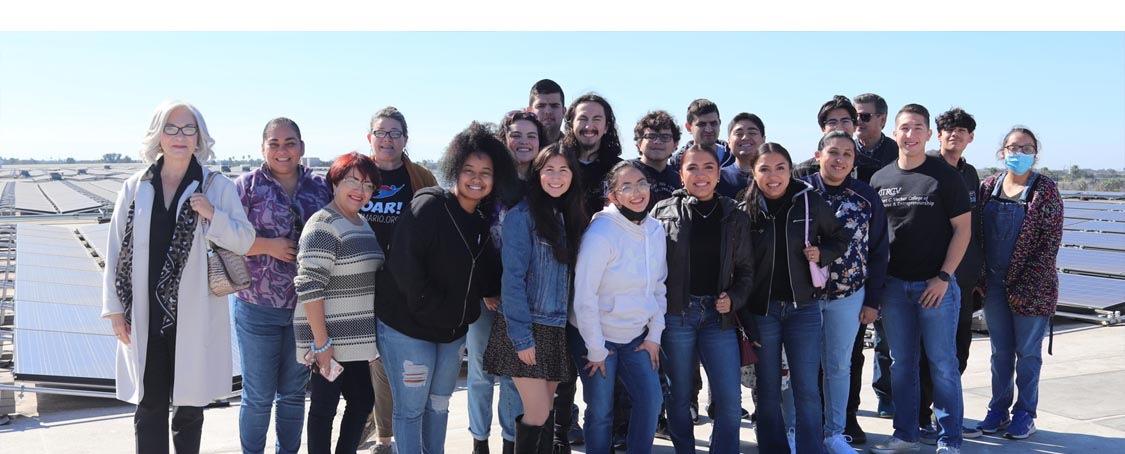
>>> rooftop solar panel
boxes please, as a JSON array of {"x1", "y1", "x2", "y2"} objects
[
  {"x1": 1064, "y1": 208, "x2": 1125, "y2": 222},
  {"x1": 1064, "y1": 200, "x2": 1125, "y2": 211},
  {"x1": 1057, "y1": 247, "x2": 1125, "y2": 278},
  {"x1": 14, "y1": 280, "x2": 102, "y2": 307},
  {"x1": 1057, "y1": 273, "x2": 1125, "y2": 310},
  {"x1": 16, "y1": 264, "x2": 104, "y2": 287},
  {"x1": 72, "y1": 181, "x2": 121, "y2": 203},
  {"x1": 13, "y1": 182, "x2": 57, "y2": 214},
  {"x1": 1064, "y1": 219, "x2": 1089, "y2": 227},
  {"x1": 13, "y1": 330, "x2": 116, "y2": 382},
  {"x1": 14, "y1": 302, "x2": 112, "y2": 336},
  {"x1": 39, "y1": 181, "x2": 101, "y2": 213},
  {"x1": 1063, "y1": 231, "x2": 1125, "y2": 252},
  {"x1": 1066, "y1": 221, "x2": 1125, "y2": 234},
  {"x1": 77, "y1": 223, "x2": 111, "y2": 258}
]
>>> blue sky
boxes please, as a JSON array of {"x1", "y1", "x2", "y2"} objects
[{"x1": 1, "y1": 32, "x2": 1123, "y2": 170}]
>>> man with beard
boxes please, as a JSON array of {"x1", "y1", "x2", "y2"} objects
[
  {"x1": 527, "y1": 79, "x2": 566, "y2": 146},
  {"x1": 669, "y1": 98, "x2": 734, "y2": 169},
  {"x1": 629, "y1": 110, "x2": 683, "y2": 211},
  {"x1": 551, "y1": 92, "x2": 624, "y2": 453}
]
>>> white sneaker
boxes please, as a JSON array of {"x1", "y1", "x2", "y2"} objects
[
  {"x1": 935, "y1": 444, "x2": 960, "y2": 454},
  {"x1": 824, "y1": 434, "x2": 855, "y2": 454},
  {"x1": 787, "y1": 427, "x2": 797, "y2": 453},
  {"x1": 869, "y1": 436, "x2": 920, "y2": 454}
]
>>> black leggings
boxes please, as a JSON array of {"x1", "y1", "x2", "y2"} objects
[
  {"x1": 135, "y1": 327, "x2": 205, "y2": 454},
  {"x1": 307, "y1": 360, "x2": 375, "y2": 454}
]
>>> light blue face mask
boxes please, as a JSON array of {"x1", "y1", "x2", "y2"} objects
[{"x1": 1005, "y1": 153, "x2": 1035, "y2": 175}]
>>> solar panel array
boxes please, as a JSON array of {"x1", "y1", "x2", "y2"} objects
[
  {"x1": 10, "y1": 223, "x2": 240, "y2": 387},
  {"x1": 1057, "y1": 198, "x2": 1125, "y2": 319}
]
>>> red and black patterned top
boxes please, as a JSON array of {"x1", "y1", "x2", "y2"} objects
[{"x1": 976, "y1": 172, "x2": 1064, "y2": 317}]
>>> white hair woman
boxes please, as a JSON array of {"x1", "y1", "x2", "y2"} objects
[{"x1": 101, "y1": 100, "x2": 255, "y2": 454}]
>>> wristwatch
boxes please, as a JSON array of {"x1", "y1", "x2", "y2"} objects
[{"x1": 937, "y1": 271, "x2": 952, "y2": 282}]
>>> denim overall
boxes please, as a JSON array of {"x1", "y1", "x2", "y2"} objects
[{"x1": 983, "y1": 172, "x2": 1050, "y2": 419}]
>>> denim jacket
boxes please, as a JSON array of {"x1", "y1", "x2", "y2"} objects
[{"x1": 500, "y1": 200, "x2": 571, "y2": 351}]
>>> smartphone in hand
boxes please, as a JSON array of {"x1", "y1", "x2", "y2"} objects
[{"x1": 304, "y1": 350, "x2": 345, "y2": 382}]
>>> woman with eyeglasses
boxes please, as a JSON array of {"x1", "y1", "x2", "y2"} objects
[
  {"x1": 102, "y1": 100, "x2": 255, "y2": 454},
  {"x1": 462, "y1": 111, "x2": 547, "y2": 454},
  {"x1": 375, "y1": 122, "x2": 521, "y2": 454},
  {"x1": 739, "y1": 143, "x2": 847, "y2": 454},
  {"x1": 359, "y1": 106, "x2": 439, "y2": 453},
  {"x1": 232, "y1": 118, "x2": 332, "y2": 454},
  {"x1": 294, "y1": 152, "x2": 385, "y2": 454},
  {"x1": 651, "y1": 144, "x2": 754, "y2": 454},
  {"x1": 570, "y1": 160, "x2": 667, "y2": 454},
  {"x1": 972, "y1": 127, "x2": 1063, "y2": 441}
]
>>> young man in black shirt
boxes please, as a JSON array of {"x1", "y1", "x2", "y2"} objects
[
  {"x1": 917, "y1": 107, "x2": 985, "y2": 442},
  {"x1": 629, "y1": 110, "x2": 683, "y2": 211},
  {"x1": 793, "y1": 95, "x2": 859, "y2": 178},
  {"x1": 527, "y1": 79, "x2": 566, "y2": 146},
  {"x1": 669, "y1": 99, "x2": 734, "y2": 169},
  {"x1": 869, "y1": 104, "x2": 971, "y2": 454}
]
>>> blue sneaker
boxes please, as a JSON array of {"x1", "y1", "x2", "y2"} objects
[
  {"x1": 976, "y1": 410, "x2": 1010, "y2": 434},
  {"x1": 1005, "y1": 411, "x2": 1036, "y2": 439}
]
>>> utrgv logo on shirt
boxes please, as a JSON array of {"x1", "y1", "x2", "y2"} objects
[
  {"x1": 374, "y1": 184, "x2": 405, "y2": 199},
  {"x1": 877, "y1": 187, "x2": 902, "y2": 198}
]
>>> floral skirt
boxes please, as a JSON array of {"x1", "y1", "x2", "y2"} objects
[{"x1": 483, "y1": 315, "x2": 573, "y2": 382}]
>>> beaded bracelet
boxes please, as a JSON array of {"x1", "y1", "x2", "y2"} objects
[{"x1": 311, "y1": 337, "x2": 333, "y2": 354}]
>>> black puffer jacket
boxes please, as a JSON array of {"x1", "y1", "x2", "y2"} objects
[
  {"x1": 375, "y1": 187, "x2": 500, "y2": 343},
  {"x1": 652, "y1": 190, "x2": 754, "y2": 331},
  {"x1": 739, "y1": 180, "x2": 848, "y2": 325}
]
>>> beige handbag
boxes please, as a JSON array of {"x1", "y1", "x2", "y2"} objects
[{"x1": 202, "y1": 172, "x2": 251, "y2": 296}]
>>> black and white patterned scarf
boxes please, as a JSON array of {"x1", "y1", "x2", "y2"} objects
[{"x1": 114, "y1": 172, "x2": 199, "y2": 335}]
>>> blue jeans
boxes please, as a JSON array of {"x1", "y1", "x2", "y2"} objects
[
  {"x1": 984, "y1": 283, "x2": 1050, "y2": 418},
  {"x1": 882, "y1": 276, "x2": 964, "y2": 447},
  {"x1": 821, "y1": 288, "x2": 864, "y2": 438},
  {"x1": 377, "y1": 319, "x2": 466, "y2": 454},
  {"x1": 233, "y1": 297, "x2": 308, "y2": 454},
  {"x1": 754, "y1": 301, "x2": 823, "y2": 454},
  {"x1": 568, "y1": 324, "x2": 661, "y2": 454},
  {"x1": 662, "y1": 296, "x2": 741, "y2": 454},
  {"x1": 466, "y1": 302, "x2": 521, "y2": 442}
]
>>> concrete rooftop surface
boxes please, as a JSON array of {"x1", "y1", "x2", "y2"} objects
[{"x1": 2, "y1": 320, "x2": 1123, "y2": 453}]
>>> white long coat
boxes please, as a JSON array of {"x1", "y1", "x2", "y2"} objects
[{"x1": 100, "y1": 165, "x2": 255, "y2": 406}]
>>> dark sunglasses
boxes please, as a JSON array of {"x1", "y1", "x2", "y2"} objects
[
  {"x1": 290, "y1": 204, "x2": 305, "y2": 236},
  {"x1": 858, "y1": 112, "x2": 879, "y2": 122}
]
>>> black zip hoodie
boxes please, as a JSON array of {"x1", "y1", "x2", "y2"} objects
[{"x1": 375, "y1": 187, "x2": 500, "y2": 343}]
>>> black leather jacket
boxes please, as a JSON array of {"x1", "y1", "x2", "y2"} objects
[
  {"x1": 652, "y1": 190, "x2": 754, "y2": 331},
  {"x1": 740, "y1": 181, "x2": 848, "y2": 319}
]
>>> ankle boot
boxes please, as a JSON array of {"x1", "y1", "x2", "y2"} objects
[
  {"x1": 515, "y1": 415, "x2": 547, "y2": 454},
  {"x1": 473, "y1": 438, "x2": 490, "y2": 454},
  {"x1": 503, "y1": 439, "x2": 515, "y2": 454}
]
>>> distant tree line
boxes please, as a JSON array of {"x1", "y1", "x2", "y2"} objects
[{"x1": 979, "y1": 166, "x2": 1125, "y2": 193}]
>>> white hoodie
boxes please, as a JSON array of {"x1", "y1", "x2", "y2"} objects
[{"x1": 570, "y1": 204, "x2": 668, "y2": 363}]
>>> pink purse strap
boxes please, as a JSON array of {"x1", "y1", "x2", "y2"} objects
[{"x1": 803, "y1": 193, "x2": 811, "y2": 248}]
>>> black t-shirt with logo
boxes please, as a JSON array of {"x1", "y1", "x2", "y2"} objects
[
  {"x1": 579, "y1": 156, "x2": 622, "y2": 219},
  {"x1": 361, "y1": 164, "x2": 414, "y2": 252},
  {"x1": 870, "y1": 154, "x2": 971, "y2": 281}
]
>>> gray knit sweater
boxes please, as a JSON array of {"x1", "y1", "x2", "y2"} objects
[{"x1": 294, "y1": 205, "x2": 384, "y2": 363}]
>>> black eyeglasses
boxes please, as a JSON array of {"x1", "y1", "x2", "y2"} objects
[
  {"x1": 290, "y1": 204, "x2": 305, "y2": 236},
  {"x1": 825, "y1": 118, "x2": 854, "y2": 128},
  {"x1": 641, "y1": 133, "x2": 674, "y2": 142},
  {"x1": 371, "y1": 130, "x2": 404, "y2": 139},
  {"x1": 163, "y1": 125, "x2": 198, "y2": 136}
]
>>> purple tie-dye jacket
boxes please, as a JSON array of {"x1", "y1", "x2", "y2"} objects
[{"x1": 234, "y1": 165, "x2": 332, "y2": 309}]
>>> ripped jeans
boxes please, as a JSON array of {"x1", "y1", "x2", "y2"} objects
[{"x1": 377, "y1": 319, "x2": 466, "y2": 454}]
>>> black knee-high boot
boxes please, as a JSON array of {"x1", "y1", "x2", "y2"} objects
[{"x1": 515, "y1": 415, "x2": 547, "y2": 454}]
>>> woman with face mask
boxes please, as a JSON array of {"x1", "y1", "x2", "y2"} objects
[
  {"x1": 570, "y1": 160, "x2": 668, "y2": 454},
  {"x1": 972, "y1": 127, "x2": 1063, "y2": 441}
]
